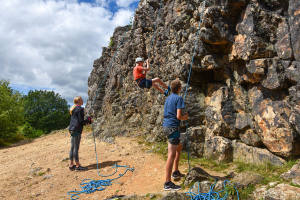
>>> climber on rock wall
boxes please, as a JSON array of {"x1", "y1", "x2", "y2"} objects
[{"x1": 133, "y1": 57, "x2": 171, "y2": 96}]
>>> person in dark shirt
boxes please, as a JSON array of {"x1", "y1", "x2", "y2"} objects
[
  {"x1": 163, "y1": 79, "x2": 188, "y2": 190},
  {"x1": 68, "y1": 96, "x2": 92, "y2": 172}
]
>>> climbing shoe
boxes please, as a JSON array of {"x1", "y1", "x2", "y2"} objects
[
  {"x1": 168, "y1": 85, "x2": 171, "y2": 92},
  {"x1": 164, "y1": 90, "x2": 170, "y2": 97},
  {"x1": 69, "y1": 165, "x2": 76, "y2": 171},
  {"x1": 164, "y1": 181, "x2": 182, "y2": 191},
  {"x1": 75, "y1": 166, "x2": 88, "y2": 172},
  {"x1": 172, "y1": 170, "x2": 185, "y2": 179}
]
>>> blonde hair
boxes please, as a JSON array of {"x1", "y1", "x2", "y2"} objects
[{"x1": 70, "y1": 96, "x2": 81, "y2": 115}]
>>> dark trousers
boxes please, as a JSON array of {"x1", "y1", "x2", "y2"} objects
[{"x1": 69, "y1": 134, "x2": 81, "y2": 162}]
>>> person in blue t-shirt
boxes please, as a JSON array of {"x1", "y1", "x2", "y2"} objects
[{"x1": 162, "y1": 79, "x2": 188, "y2": 191}]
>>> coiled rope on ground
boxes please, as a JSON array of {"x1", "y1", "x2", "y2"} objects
[{"x1": 67, "y1": 0, "x2": 164, "y2": 199}]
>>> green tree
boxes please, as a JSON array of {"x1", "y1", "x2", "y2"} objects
[
  {"x1": 0, "y1": 79, "x2": 24, "y2": 139},
  {"x1": 23, "y1": 90, "x2": 70, "y2": 133}
]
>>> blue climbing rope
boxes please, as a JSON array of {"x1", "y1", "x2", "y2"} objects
[
  {"x1": 147, "y1": 0, "x2": 164, "y2": 59},
  {"x1": 183, "y1": 1, "x2": 240, "y2": 199},
  {"x1": 67, "y1": 164, "x2": 134, "y2": 200},
  {"x1": 186, "y1": 180, "x2": 239, "y2": 200},
  {"x1": 183, "y1": 0, "x2": 206, "y2": 174},
  {"x1": 67, "y1": 1, "x2": 167, "y2": 199}
]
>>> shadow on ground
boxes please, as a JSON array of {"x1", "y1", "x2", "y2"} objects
[{"x1": 86, "y1": 160, "x2": 122, "y2": 170}]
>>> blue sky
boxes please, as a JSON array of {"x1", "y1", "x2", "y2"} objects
[{"x1": 0, "y1": 0, "x2": 139, "y2": 106}]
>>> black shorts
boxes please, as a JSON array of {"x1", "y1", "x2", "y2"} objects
[
  {"x1": 138, "y1": 78, "x2": 152, "y2": 89},
  {"x1": 163, "y1": 127, "x2": 180, "y2": 145}
]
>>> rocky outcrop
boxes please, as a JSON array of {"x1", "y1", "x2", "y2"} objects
[
  {"x1": 86, "y1": 0, "x2": 300, "y2": 162},
  {"x1": 280, "y1": 162, "x2": 300, "y2": 180},
  {"x1": 232, "y1": 140, "x2": 285, "y2": 166},
  {"x1": 265, "y1": 184, "x2": 300, "y2": 199}
]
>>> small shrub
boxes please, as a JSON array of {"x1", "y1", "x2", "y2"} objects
[
  {"x1": 109, "y1": 36, "x2": 114, "y2": 47},
  {"x1": 19, "y1": 122, "x2": 44, "y2": 139}
]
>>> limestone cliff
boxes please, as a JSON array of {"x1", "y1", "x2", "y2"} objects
[{"x1": 86, "y1": 0, "x2": 300, "y2": 164}]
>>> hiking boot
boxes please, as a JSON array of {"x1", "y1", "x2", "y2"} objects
[
  {"x1": 164, "y1": 90, "x2": 170, "y2": 97},
  {"x1": 172, "y1": 170, "x2": 185, "y2": 179},
  {"x1": 75, "y1": 166, "x2": 88, "y2": 172},
  {"x1": 164, "y1": 181, "x2": 182, "y2": 191},
  {"x1": 69, "y1": 165, "x2": 76, "y2": 171}
]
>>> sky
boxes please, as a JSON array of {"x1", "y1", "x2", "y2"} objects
[{"x1": 0, "y1": 0, "x2": 139, "y2": 106}]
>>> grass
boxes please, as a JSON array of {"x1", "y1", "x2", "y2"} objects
[
  {"x1": 37, "y1": 172, "x2": 46, "y2": 176},
  {"x1": 136, "y1": 136, "x2": 298, "y2": 199},
  {"x1": 234, "y1": 159, "x2": 297, "y2": 185},
  {"x1": 0, "y1": 134, "x2": 26, "y2": 147},
  {"x1": 290, "y1": 183, "x2": 300, "y2": 188}
]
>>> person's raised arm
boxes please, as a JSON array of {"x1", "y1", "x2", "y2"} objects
[
  {"x1": 143, "y1": 59, "x2": 150, "y2": 72},
  {"x1": 177, "y1": 108, "x2": 188, "y2": 121}
]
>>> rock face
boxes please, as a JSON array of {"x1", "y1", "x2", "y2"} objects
[{"x1": 86, "y1": 0, "x2": 300, "y2": 161}]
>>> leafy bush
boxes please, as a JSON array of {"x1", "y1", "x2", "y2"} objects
[
  {"x1": 0, "y1": 79, "x2": 24, "y2": 139},
  {"x1": 18, "y1": 122, "x2": 44, "y2": 139}
]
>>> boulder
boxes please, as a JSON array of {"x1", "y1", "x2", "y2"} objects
[
  {"x1": 205, "y1": 135, "x2": 233, "y2": 163},
  {"x1": 280, "y1": 162, "x2": 300, "y2": 180},
  {"x1": 231, "y1": 172, "x2": 263, "y2": 189},
  {"x1": 239, "y1": 129, "x2": 263, "y2": 147},
  {"x1": 232, "y1": 140, "x2": 285, "y2": 166},
  {"x1": 248, "y1": 85, "x2": 300, "y2": 157},
  {"x1": 190, "y1": 180, "x2": 224, "y2": 194},
  {"x1": 184, "y1": 167, "x2": 211, "y2": 186},
  {"x1": 265, "y1": 184, "x2": 300, "y2": 199},
  {"x1": 160, "y1": 191, "x2": 190, "y2": 200},
  {"x1": 253, "y1": 182, "x2": 280, "y2": 200}
]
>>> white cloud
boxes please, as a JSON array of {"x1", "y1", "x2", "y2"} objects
[
  {"x1": 0, "y1": 0, "x2": 136, "y2": 104},
  {"x1": 115, "y1": 0, "x2": 138, "y2": 8}
]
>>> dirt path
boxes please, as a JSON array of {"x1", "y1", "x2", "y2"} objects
[{"x1": 0, "y1": 130, "x2": 194, "y2": 200}]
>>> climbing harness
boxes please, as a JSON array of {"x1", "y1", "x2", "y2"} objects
[
  {"x1": 67, "y1": 0, "x2": 166, "y2": 199},
  {"x1": 186, "y1": 180, "x2": 239, "y2": 200}
]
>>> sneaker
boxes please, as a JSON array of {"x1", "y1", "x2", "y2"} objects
[
  {"x1": 168, "y1": 85, "x2": 171, "y2": 92},
  {"x1": 172, "y1": 170, "x2": 185, "y2": 179},
  {"x1": 164, "y1": 181, "x2": 182, "y2": 191},
  {"x1": 75, "y1": 166, "x2": 88, "y2": 172},
  {"x1": 69, "y1": 165, "x2": 76, "y2": 171},
  {"x1": 164, "y1": 90, "x2": 169, "y2": 97}
]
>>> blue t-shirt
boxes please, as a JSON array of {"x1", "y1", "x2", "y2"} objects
[{"x1": 163, "y1": 93, "x2": 185, "y2": 127}]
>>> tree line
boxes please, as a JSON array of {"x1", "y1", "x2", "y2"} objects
[{"x1": 0, "y1": 79, "x2": 71, "y2": 140}]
